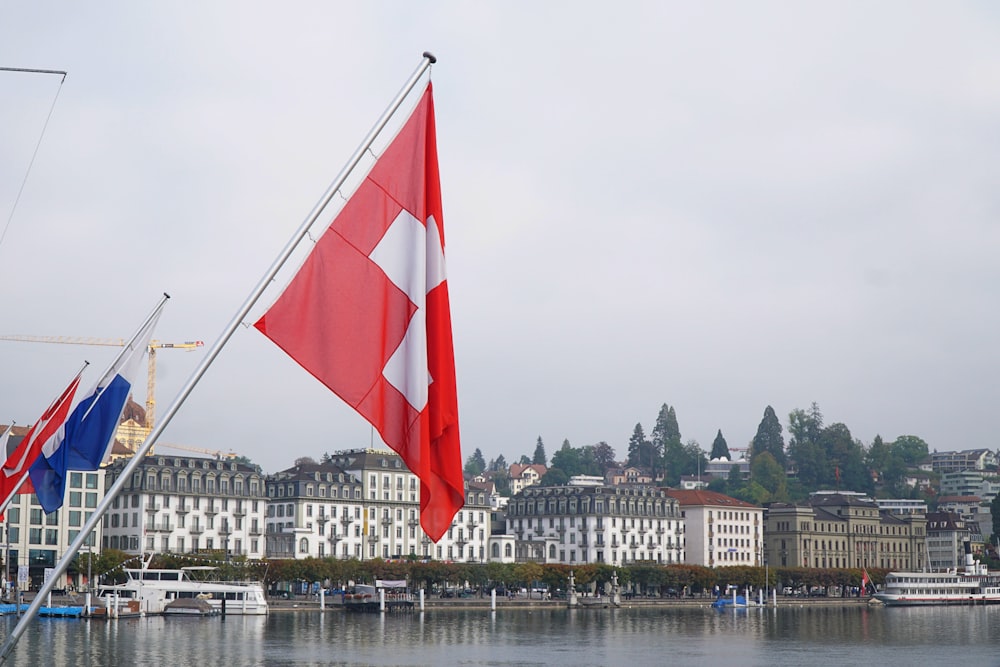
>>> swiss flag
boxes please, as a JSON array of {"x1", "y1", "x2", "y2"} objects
[{"x1": 255, "y1": 82, "x2": 463, "y2": 541}]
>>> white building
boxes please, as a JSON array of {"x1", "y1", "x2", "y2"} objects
[
  {"x1": 505, "y1": 484, "x2": 684, "y2": 566},
  {"x1": 324, "y1": 449, "x2": 491, "y2": 562},
  {"x1": 265, "y1": 461, "x2": 365, "y2": 559},
  {"x1": 1, "y1": 469, "x2": 104, "y2": 592},
  {"x1": 665, "y1": 489, "x2": 763, "y2": 567},
  {"x1": 102, "y1": 455, "x2": 268, "y2": 560}
]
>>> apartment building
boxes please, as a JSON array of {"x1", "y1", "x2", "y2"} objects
[
  {"x1": 324, "y1": 448, "x2": 491, "y2": 562},
  {"x1": 665, "y1": 489, "x2": 763, "y2": 567},
  {"x1": 101, "y1": 455, "x2": 268, "y2": 560},
  {"x1": 505, "y1": 484, "x2": 684, "y2": 566},
  {"x1": 264, "y1": 461, "x2": 364, "y2": 559}
]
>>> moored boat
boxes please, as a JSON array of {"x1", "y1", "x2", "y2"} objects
[
  {"x1": 874, "y1": 544, "x2": 1000, "y2": 606},
  {"x1": 96, "y1": 559, "x2": 268, "y2": 616}
]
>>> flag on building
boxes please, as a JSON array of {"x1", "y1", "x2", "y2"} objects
[
  {"x1": 29, "y1": 308, "x2": 161, "y2": 513},
  {"x1": 254, "y1": 82, "x2": 463, "y2": 541},
  {"x1": 0, "y1": 371, "x2": 83, "y2": 514}
]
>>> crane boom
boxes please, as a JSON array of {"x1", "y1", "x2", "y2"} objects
[{"x1": 0, "y1": 335, "x2": 204, "y2": 431}]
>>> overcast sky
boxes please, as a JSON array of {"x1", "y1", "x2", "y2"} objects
[{"x1": 2, "y1": 3, "x2": 998, "y2": 475}]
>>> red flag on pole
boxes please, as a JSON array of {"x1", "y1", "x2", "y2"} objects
[
  {"x1": 0, "y1": 370, "x2": 83, "y2": 512},
  {"x1": 255, "y1": 82, "x2": 463, "y2": 541}
]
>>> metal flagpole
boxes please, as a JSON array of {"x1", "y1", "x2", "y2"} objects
[{"x1": 0, "y1": 51, "x2": 437, "y2": 661}]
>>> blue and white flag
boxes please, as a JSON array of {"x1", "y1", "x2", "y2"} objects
[{"x1": 29, "y1": 305, "x2": 163, "y2": 512}]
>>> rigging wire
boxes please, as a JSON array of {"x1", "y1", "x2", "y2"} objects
[{"x1": 0, "y1": 68, "x2": 68, "y2": 254}]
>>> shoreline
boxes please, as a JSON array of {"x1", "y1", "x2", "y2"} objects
[{"x1": 266, "y1": 595, "x2": 876, "y2": 612}]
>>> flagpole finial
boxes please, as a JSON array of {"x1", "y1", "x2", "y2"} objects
[
  {"x1": 423, "y1": 51, "x2": 437, "y2": 64},
  {"x1": 163, "y1": 292, "x2": 171, "y2": 299}
]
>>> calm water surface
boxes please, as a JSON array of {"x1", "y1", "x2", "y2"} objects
[{"x1": 2, "y1": 605, "x2": 1000, "y2": 666}]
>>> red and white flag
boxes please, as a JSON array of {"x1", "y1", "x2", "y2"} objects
[
  {"x1": 861, "y1": 568, "x2": 871, "y2": 595},
  {"x1": 255, "y1": 82, "x2": 463, "y2": 541},
  {"x1": 0, "y1": 370, "x2": 83, "y2": 513}
]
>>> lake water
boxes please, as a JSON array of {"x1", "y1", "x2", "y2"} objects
[{"x1": 2, "y1": 604, "x2": 1000, "y2": 666}]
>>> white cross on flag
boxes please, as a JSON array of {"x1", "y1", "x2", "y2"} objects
[{"x1": 255, "y1": 82, "x2": 463, "y2": 541}]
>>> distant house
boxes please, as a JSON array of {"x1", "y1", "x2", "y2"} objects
[
  {"x1": 677, "y1": 475, "x2": 709, "y2": 491},
  {"x1": 508, "y1": 464, "x2": 546, "y2": 495},
  {"x1": 931, "y1": 449, "x2": 997, "y2": 474},
  {"x1": 605, "y1": 466, "x2": 652, "y2": 486}
]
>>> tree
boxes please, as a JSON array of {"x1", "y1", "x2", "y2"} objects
[
  {"x1": 651, "y1": 404, "x2": 681, "y2": 477},
  {"x1": 490, "y1": 454, "x2": 508, "y2": 472},
  {"x1": 295, "y1": 456, "x2": 317, "y2": 466},
  {"x1": 992, "y1": 493, "x2": 1000, "y2": 543},
  {"x1": 626, "y1": 423, "x2": 654, "y2": 470},
  {"x1": 540, "y1": 468, "x2": 569, "y2": 486},
  {"x1": 532, "y1": 437, "x2": 547, "y2": 466},
  {"x1": 750, "y1": 451, "x2": 787, "y2": 502},
  {"x1": 892, "y1": 435, "x2": 929, "y2": 466},
  {"x1": 550, "y1": 439, "x2": 584, "y2": 477},
  {"x1": 787, "y1": 404, "x2": 825, "y2": 489},
  {"x1": 464, "y1": 448, "x2": 486, "y2": 477},
  {"x1": 710, "y1": 430, "x2": 730, "y2": 461},
  {"x1": 591, "y1": 441, "x2": 617, "y2": 470},
  {"x1": 750, "y1": 405, "x2": 785, "y2": 468}
]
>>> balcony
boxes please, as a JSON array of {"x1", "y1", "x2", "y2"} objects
[
  {"x1": 145, "y1": 503, "x2": 160, "y2": 513},
  {"x1": 316, "y1": 514, "x2": 330, "y2": 524},
  {"x1": 367, "y1": 535, "x2": 379, "y2": 544},
  {"x1": 408, "y1": 518, "x2": 420, "y2": 528},
  {"x1": 233, "y1": 507, "x2": 246, "y2": 518},
  {"x1": 205, "y1": 505, "x2": 219, "y2": 515},
  {"x1": 175, "y1": 505, "x2": 190, "y2": 514},
  {"x1": 189, "y1": 526, "x2": 204, "y2": 534}
]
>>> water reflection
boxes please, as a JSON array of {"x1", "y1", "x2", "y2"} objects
[{"x1": 3, "y1": 605, "x2": 1000, "y2": 666}]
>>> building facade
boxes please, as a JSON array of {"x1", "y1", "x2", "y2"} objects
[
  {"x1": 925, "y1": 511, "x2": 969, "y2": 571},
  {"x1": 101, "y1": 455, "x2": 268, "y2": 560},
  {"x1": 505, "y1": 484, "x2": 684, "y2": 566},
  {"x1": 665, "y1": 489, "x2": 763, "y2": 567},
  {"x1": 264, "y1": 461, "x2": 364, "y2": 559},
  {"x1": 324, "y1": 449, "x2": 492, "y2": 562},
  {"x1": 764, "y1": 492, "x2": 927, "y2": 571},
  {"x1": 1, "y1": 470, "x2": 104, "y2": 591}
]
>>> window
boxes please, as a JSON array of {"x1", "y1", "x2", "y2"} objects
[{"x1": 70, "y1": 472, "x2": 83, "y2": 488}]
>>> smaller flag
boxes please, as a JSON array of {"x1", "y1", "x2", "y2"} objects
[
  {"x1": 0, "y1": 371, "x2": 83, "y2": 513},
  {"x1": 0, "y1": 424, "x2": 13, "y2": 459},
  {"x1": 29, "y1": 308, "x2": 161, "y2": 513},
  {"x1": 861, "y1": 568, "x2": 871, "y2": 595}
]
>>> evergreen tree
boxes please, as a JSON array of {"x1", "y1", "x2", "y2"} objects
[
  {"x1": 491, "y1": 454, "x2": 508, "y2": 472},
  {"x1": 464, "y1": 448, "x2": 486, "y2": 477},
  {"x1": 518, "y1": 454, "x2": 531, "y2": 465},
  {"x1": 992, "y1": 493, "x2": 1000, "y2": 543},
  {"x1": 626, "y1": 423, "x2": 654, "y2": 470},
  {"x1": 750, "y1": 405, "x2": 786, "y2": 468},
  {"x1": 532, "y1": 437, "x2": 547, "y2": 466},
  {"x1": 750, "y1": 451, "x2": 788, "y2": 502},
  {"x1": 710, "y1": 430, "x2": 730, "y2": 460}
]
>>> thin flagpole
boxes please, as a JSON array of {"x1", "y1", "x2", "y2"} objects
[
  {"x1": 77, "y1": 293, "x2": 170, "y2": 423},
  {"x1": 0, "y1": 52, "x2": 437, "y2": 661}
]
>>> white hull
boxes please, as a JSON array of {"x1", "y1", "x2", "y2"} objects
[
  {"x1": 874, "y1": 569, "x2": 1000, "y2": 607},
  {"x1": 97, "y1": 565, "x2": 268, "y2": 616}
]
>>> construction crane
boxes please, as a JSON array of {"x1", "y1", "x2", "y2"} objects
[
  {"x1": 157, "y1": 442, "x2": 237, "y2": 460},
  {"x1": 0, "y1": 335, "x2": 204, "y2": 430}
]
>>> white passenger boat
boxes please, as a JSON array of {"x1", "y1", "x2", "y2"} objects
[
  {"x1": 874, "y1": 545, "x2": 1000, "y2": 606},
  {"x1": 97, "y1": 561, "x2": 268, "y2": 616}
]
